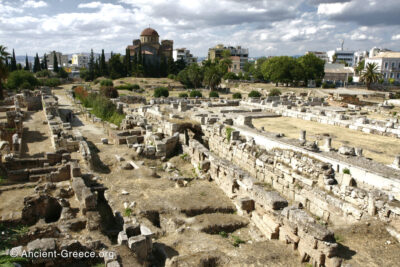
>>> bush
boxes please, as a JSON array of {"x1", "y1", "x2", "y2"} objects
[
  {"x1": 232, "y1": 92, "x2": 242, "y2": 99},
  {"x1": 57, "y1": 68, "x2": 68, "y2": 79},
  {"x1": 248, "y1": 90, "x2": 261, "y2": 98},
  {"x1": 100, "y1": 79, "x2": 113, "y2": 87},
  {"x1": 209, "y1": 91, "x2": 219, "y2": 98},
  {"x1": 322, "y1": 82, "x2": 336, "y2": 89},
  {"x1": 269, "y1": 88, "x2": 282, "y2": 96},
  {"x1": 348, "y1": 76, "x2": 353, "y2": 83},
  {"x1": 6, "y1": 70, "x2": 39, "y2": 90},
  {"x1": 35, "y1": 70, "x2": 51, "y2": 78},
  {"x1": 42, "y1": 78, "x2": 61, "y2": 87},
  {"x1": 154, "y1": 87, "x2": 169, "y2": 98},
  {"x1": 343, "y1": 168, "x2": 350, "y2": 174},
  {"x1": 178, "y1": 92, "x2": 188, "y2": 98},
  {"x1": 223, "y1": 72, "x2": 239, "y2": 80},
  {"x1": 190, "y1": 90, "x2": 202, "y2": 98},
  {"x1": 115, "y1": 83, "x2": 140, "y2": 91},
  {"x1": 100, "y1": 86, "x2": 119, "y2": 98},
  {"x1": 168, "y1": 74, "x2": 176, "y2": 80}
]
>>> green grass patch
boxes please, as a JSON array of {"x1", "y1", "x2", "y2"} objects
[
  {"x1": 226, "y1": 127, "x2": 234, "y2": 142},
  {"x1": 124, "y1": 208, "x2": 132, "y2": 217},
  {"x1": 231, "y1": 235, "x2": 245, "y2": 247}
]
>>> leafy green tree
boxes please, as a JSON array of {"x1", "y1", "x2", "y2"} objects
[
  {"x1": 187, "y1": 63, "x2": 203, "y2": 88},
  {"x1": 88, "y1": 49, "x2": 95, "y2": 81},
  {"x1": 361, "y1": 63, "x2": 380, "y2": 90},
  {"x1": 58, "y1": 67, "x2": 68, "y2": 78},
  {"x1": 224, "y1": 72, "x2": 239, "y2": 80},
  {"x1": 7, "y1": 70, "x2": 39, "y2": 90},
  {"x1": 298, "y1": 53, "x2": 325, "y2": 84},
  {"x1": 108, "y1": 54, "x2": 125, "y2": 79},
  {"x1": 355, "y1": 59, "x2": 365, "y2": 75},
  {"x1": 203, "y1": 65, "x2": 222, "y2": 90},
  {"x1": 261, "y1": 56, "x2": 302, "y2": 86},
  {"x1": 177, "y1": 69, "x2": 192, "y2": 88},
  {"x1": 10, "y1": 49, "x2": 17, "y2": 72},
  {"x1": 0, "y1": 45, "x2": 10, "y2": 99},
  {"x1": 24, "y1": 54, "x2": 30, "y2": 71},
  {"x1": 53, "y1": 52, "x2": 59, "y2": 72},
  {"x1": 153, "y1": 87, "x2": 169, "y2": 97}
]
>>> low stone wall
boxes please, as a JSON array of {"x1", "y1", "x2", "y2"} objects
[
  {"x1": 201, "y1": 124, "x2": 400, "y2": 224},
  {"x1": 185, "y1": 139, "x2": 341, "y2": 267}
]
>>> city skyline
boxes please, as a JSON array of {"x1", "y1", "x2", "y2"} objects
[{"x1": 1, "y1": 0, "x2": 400, "y2": 57}]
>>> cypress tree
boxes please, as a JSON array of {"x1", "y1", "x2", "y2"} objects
[
  {"x1": 132, "y1": 51, "x2": 137, "y2": 76},
  {"x1": 24, "y1": 54, "x2": 30, "y2": 71},
  {"x1": 43, "y1": 53, "x2": 48, "y2": 69},
  {"x1": 88, "y1": 49, "x2": 95, "y2": 81},
  {"x1": 124, "y1": 48, "x2": 131, "y2": 77},
  {"x1": 17, "y1": 63, "x2": 22, "y2": 70},
  {"x1": 10, "y1": 49, "x2": 17, "y2": 71},
  {"x1": 33, "y1": 53, "x2": 41, "y2": 73},
  {"x1": 94, "y1": 56, "x2": 100, "y2": 77},
  {"x1": 100, "y1": 49, "x2": 107, "y2": 76},
  {"x1": 53, "y1": 52, "x2": 59, "y2": 72}
]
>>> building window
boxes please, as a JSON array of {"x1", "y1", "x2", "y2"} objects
[
  {"x1": 385, "y1": 62, "x2": 389, "y2": 69},
  {"x1": 392, "y1": 62, "x2": 395, "y2": 68},
  {"x1": 391, "y1": 73, "x2": 394, "y2": 78},
  {"x1": 397, "y1": 73, "x2": 400, "y2": 79},
  {"x1": 384, "y1": 73, "x2": 387, "y2": 78}
]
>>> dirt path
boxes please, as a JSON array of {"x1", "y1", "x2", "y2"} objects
[{"x1": 21, "y1": 110, "x2": 53, "y2": 158}]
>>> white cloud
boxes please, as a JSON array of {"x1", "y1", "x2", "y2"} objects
[
  {"x1": 317, "y1": 2, "x2": 349, "y2": 15},
  {"x1": 22, "y1": 1, "x2": 48, "y2": 8},
  {"x1": 392, "y1": 34, "x2": 400, "y2": 40},
  {"x1": 78, "y1": 2, "x2": 103, "y2": 9}
]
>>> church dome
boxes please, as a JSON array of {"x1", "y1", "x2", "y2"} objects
[{"x1": 140, "y1": 28, "x2": 159, "y2": 37}]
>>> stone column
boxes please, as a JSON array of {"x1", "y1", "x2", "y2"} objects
[
  {"x1": 299, "y1": 130, "x2": 306, "y2": 142},
  {"x1": 323, "y1": 137, "x2": 332, "y2": 152},
  {"x1": 392, "y1": 155, "x2": 400, "y2": 169}
]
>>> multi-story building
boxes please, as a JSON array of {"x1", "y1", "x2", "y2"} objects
[
  {"x1": 306, "y1": 51, "x2": 329, "y2": 62},
  {"x1": 127, "y1": 28, "x2": 173, "y2": 66},
  {"x1": 365, "y1": 51, "x2": 400, "y2": 82},
  {"x1": 208, "y1": 44, "x2": 249, "y2": 73},
  {"x1": 327, "y1": 48, "x2": 355, "y2": 66},
  {"x1": 46, "y1": 51, "x2": 69, "y2": 70},
  {"x1": 353, "y1": 50, "x2": 368, "y2": 67},
  {"x1": 173, "y1": 48, "x2": 197, "y2": 65},
  {"x1": 71, "y1": 54, "x2": 89, "y2": 69}
]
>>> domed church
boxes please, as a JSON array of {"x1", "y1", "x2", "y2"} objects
[{"x1": 127, "y1": 27, "x2": 173, "y2": 66}]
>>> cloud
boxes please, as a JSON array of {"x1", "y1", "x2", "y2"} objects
[
  {"x1": 392, "y1": 34, "x2": 400, "y2": 40},
  {"x1": 78, "y1": 2, "x2": 103, "y2": 9},
  {"x1": 22, "y1": 0, "x2": 48, "y2": 8}
]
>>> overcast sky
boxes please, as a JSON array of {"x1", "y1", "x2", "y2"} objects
[{"x1": 1, "y1": 0, "x2": 399, "y2": 57}]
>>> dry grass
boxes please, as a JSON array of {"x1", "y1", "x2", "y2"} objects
[{"x1": 253, "y1": 117, "x2": 400, "y2": 165}]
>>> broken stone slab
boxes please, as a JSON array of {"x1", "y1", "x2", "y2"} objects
[
  {"x1": 117, "y1": 231, "x2": 128, "y2": 246},
  {"x1": 250, "y1": 187, "x2": 288, "y2": 211},
  {"x1": 101, "y1": 138, "x2": 108, "y2": 144},
  {"x1": 122, "y1": 162, "x2": 133, "y2": 170},
  {"x1": 27, "y1": 238, "x2": 56, "y2": 252},
  {"x1": 128, "y1": 235, "x2": 148, "y2": 259},
  {"x1": 115, "y1": 155, "x2": 124, "y2": 162},
  {"x1": 338, "y1": 146, "x2": 355, "y2": 156}
]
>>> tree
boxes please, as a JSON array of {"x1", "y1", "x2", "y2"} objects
[
  {"x1": 100, "y1": 49, "x2": 108, "y2": 76},
  {"x1": 24, "y1": 54, "x2": 30, "y2": 71},
  {"x1": 187, "y1": 63, "x2": 203, "y2": 88},
  {"x1": 53, "y1": 52, "x2": 59, "y2": 72},
  {"x1": 124, "y1": 48, "x2": 132, "y2": 77},
  {"x1": 6, "y1": 70, "x2": 39, "y2": 90},
  {"x1": 298, "y1": 53, "x2": 325, "y2": 84},
  {"x1": 203, "y1": 65, "x2": 222, "y2": 90},
  {"x1": 108, "y1": 53, "x2": 125, "y2": 79},
  {"x1": 0, "y1": 45, "x2": 10, "y2": 99},
  {"x1": 177, "y1": 69, "x2": 192, "y2": 88},
  {"x1": 361, "y1": 63, "x2": 380, "y2": 90},
  {"x1": 355, "y1": 59, "x2": 365, "y2": 75},
  {"x1": 10, "y1": 49, "x2": 17, "y2": 72},
  {"x1": 88, "y1": 49, "x2": 95, "y2": 81},
  {"x1": 160, "y1": 55, "x2": 168, "y2": 77},
  {"x1": 58, "y1": 67, "x2": 68, "y2": 79},
  {"x1": 33, "y1": 53, "x2": 41, "y2": 73},
  {"x1": 42, "y1": 53, "x2": 48, "y2": 70}
]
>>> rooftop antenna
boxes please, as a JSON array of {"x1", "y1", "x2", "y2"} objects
[{"x1": 340, "y1": 39, "x2": 344, "y2": 51}]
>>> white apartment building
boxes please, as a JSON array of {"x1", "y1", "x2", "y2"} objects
[
  {"x1": 353, "y1": 50, "x2": 368, "y2": 67},
  {"x1": 365, "y1": 51, "x2": 400, "y2": 82},
  {"x1": 173, "y1": 48, "x2": 197, "y2": 65},
  {"x1": 71, "y1": 54, "x2": 89, "y2": 69}
]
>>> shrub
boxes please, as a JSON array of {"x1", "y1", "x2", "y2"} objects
[
  {"x1": 124, "y1": 208, "x2": 132, "y2": 217},
  {"x1": 219, "y1": 231, "x2": 228, "y2": 238},
  {"x1": 232, "y1": 92, "x2": 242, "y2": 99},
  {"x1": 223, "y1": 72, "x2": 239, "y2": 80},
  {"x1": 115, "y1": 83, "x2": 140, "y2": 91},
  {"x1": 189, "y1": 90, "x2": 202, "y2": 98},
  {"x1": 35, "y1": 70, "x2": 51, "y2": 78},
  {"x1": 42, "y1": 78, "x2": 61, "y2": 87},
  {"x1": 154, "y1": 87, "x2": 169, "y2": 98},
  {"x1": 100, "y1": 79, "x2": 113, "y2": 87},
  {"x1": 178, "y1": 92, "x2": 188, "y2": 98},
  {"x1": 248, "y1": 90, "x2": 261, "y2": 98},
  {"x1": 226, "y1": 127, "x2": 234, "y2": 142},
  {"x1": 168, "y1": 74, "x2": 176, "y2": 80},
  {"x1": 343, "y1": 168, "x2": 350, "y2": 174},
  {"x1": 6, "y1": 70, "x2": 39, "y2": 90},
  {"x1": 100, "y1": 86, "x2": 119, "y2": 98},
  {"x1": 57, "y1": 68, "x2": 68, "y2": 79},
  {"x1": 231, "y1": 235, "x2": 245, "y2": 247},
  {"x1": 269, "y1": 88, "x2": 282, "y2": 96},
  {"x1": 322, "y1": 82, "x2": 336, "y2": 89},
  {"x1": 209, "y1": 91, "x2": 219, "y2": 98}
]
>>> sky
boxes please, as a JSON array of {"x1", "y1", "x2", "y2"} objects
[{"x1": 0, "y1": 0, "x2": 399, "y2": 58}]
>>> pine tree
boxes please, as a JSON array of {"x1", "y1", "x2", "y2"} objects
[
  {"x1": 53, "y1": 52, "x2": 59, "y2": 72},
  {"x1": 10, "y1": 49, "x2": 17, "y2": 71},
  {"x1": 24, "y1": 54, "x2": 30, "y2": 71}
]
